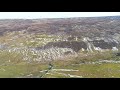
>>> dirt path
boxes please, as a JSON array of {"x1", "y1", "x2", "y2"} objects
[{"x1": 40, "y1": 63, "x2": 53, "y2": 78}]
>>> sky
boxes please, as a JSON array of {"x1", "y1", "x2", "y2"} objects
[{"x1": 0, "y1": 12, "x2": 120, "y2": 19}]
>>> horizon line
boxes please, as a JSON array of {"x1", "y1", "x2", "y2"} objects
[{"x1": 0, "y1": 15, "x2": 120, "y2": 19}]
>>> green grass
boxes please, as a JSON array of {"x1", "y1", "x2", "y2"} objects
[
  {"x1": 0, "y1": 61, "x2": 49, "y2": 78},
  {"x1": 48, "y1": 59, "x2": 120, "y2": 78},
  {"x1": 59, "y1": 63, "x2": 120, "y2": 78}
]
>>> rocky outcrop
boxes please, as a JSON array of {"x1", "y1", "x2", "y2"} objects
[{"x1": 36, "y1": 41, "x2": 87, "y2": 52}]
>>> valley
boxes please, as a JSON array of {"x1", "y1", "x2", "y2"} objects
[{"x1": 0, "y1": 16, "x2": 120, "y2": 78}]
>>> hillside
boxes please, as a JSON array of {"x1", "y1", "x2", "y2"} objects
[{"x1": 0, "y1": 16, "x2": 120, "y2": 78}]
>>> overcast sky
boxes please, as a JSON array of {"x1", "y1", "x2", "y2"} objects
[{"x1": 0, "y1": 12, "x2": 120, "y2": 19}]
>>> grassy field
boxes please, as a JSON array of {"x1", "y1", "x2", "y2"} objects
[{"x1": 0, "y1": 49, "x2": 119, "y2": 78}]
